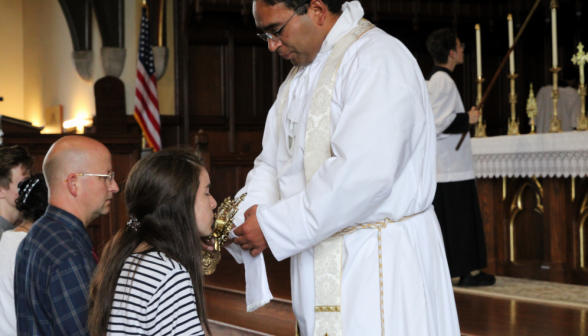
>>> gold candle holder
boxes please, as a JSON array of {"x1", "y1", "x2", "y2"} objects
[
  {"x1": 549, "y1": 67, "x2": 563, "y2": 133},
  {"x1": 572, "y1": 43, "x2": 587, "y2": 131},
  {"x1": 507, "y1": 74, "x2": 520, "y2": 135},
  {"x1": 474, "y1": 77, "x2": 487, "y2": 138},
  {"x1": 526, "y1": 83, "x2": 538, "y2": 134}
]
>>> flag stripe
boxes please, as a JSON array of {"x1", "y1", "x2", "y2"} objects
[{"x1": 134, "y1": 6, "x2": 161, "y2": 152}]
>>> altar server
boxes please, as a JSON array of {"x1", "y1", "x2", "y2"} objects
[
  {"x1": 227, "y1": 1, "x2": 460, "y2": 335},
  {"x1": 425, "y1": 28, "x2": 495, "y2": 287}
]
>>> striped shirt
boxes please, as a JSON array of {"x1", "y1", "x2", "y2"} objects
[{"x1": 107, "y1": 251, "x2": 204, "y2": 336}]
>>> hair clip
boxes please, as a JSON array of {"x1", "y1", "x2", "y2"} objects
[
  {"x1": 19, "y1": 178, "x2": 40, "y2": 204},
  {"x1": 127, "y1": 217, "x2": 140, "y2": 231}
]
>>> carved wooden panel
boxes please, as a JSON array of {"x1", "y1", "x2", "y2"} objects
[
  {"x1": 480, "y1": 175, "x2": 588, "y2": 285},
  {"x1": 508, "y1": 178, "x2": 544, "y2": 264},
  {"x1": 189, "y1": 45, "x2": 225, "y2": 119}
]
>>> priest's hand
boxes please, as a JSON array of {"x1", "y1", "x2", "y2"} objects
[
  {"x1": 468, "y1": 106, "x2": 480, "y2": 124},
  {"x1": 233, "y1": 205, "x2": 269, "y2": 257}
]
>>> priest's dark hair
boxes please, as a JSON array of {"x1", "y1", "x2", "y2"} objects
[
  {"x1": 426, "y1": 28, "x2": 459, "y2": 65},
  {"x1": 0, "y1": 145, "x2": 33, "y2": 189},
  {"x1": 88, "y1": 148, "x2": 210, "y2": 336},
  {"x1": 258, "y1": 0, "x2": 343, "y2": 14},
  {"x1": 15, "y1": 173, "x2": 48, "y2": 223}
]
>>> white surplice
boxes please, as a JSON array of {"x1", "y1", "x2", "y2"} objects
[
  {"x1": 426, "y1": 70, "x2": 475, "y2": 182},
  {"x1": 226, "y1": 2, "x2": 460, "y2": 335}
]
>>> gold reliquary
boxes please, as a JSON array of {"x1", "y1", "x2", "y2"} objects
[{"x1": 202, "y1": 193, "x2": 247, "y2": 275}]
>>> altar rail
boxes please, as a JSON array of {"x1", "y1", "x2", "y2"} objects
[{"x1": 472, "y1": 132, "x2": 588, "y2": 284}]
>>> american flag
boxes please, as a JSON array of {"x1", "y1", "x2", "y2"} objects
[{"x1": 134, "y1": 6, "x2": 161, "y2": 151}]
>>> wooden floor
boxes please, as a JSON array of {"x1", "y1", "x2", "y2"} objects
[{"x1": 205, "y1": 250, "x2": 588, "y2": 336}]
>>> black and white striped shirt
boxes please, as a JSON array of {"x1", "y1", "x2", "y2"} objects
[{"x1": 107, "y1": 251, "x2": 205, "y2": 335}]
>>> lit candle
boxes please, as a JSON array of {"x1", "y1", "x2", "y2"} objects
[
  {"x1": 551, "y1": 6, "x2": 558, "y2": 67},
  {"x1": 508, "y1": 14, "x2": 515, "y2": 75},
  {"x1": 476, "y1": 24, "x2": 482, "y2": 79}
]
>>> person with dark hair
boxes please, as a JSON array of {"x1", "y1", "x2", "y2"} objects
[
  {"x1": 0, "y1": 174, "x2": 48, "y2": 336},
  {"x1": 425, "y1": 28, "x2": 495, "y2": 287},
  {"x1": 224, "y1": 0, "x2": 460, "y2": 335},
  {"x1": 88, "y1": 148, "x2": 215, "y2": 336},
  {"x1": 0, "y1": 145, "x2": 33, "y2": 237},
  {"x1": 14, "y1": 136, "x2": 120, "y2": 336},
  {"x1": 535, "y1": 65, "x2": 581, "y2": 132}
]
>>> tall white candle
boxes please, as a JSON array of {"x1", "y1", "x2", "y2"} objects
[
  {"x1": 476, "y1": 24, "x2": 482, "y2": 79},
  {"x1": 551, "y1": 7, "x2": 558, "y2": 67},
  {"x1": 508, "y1": 14, "x2": 515, "y2": 75}
]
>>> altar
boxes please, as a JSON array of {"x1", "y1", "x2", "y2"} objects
[{"x1": 472, "y1": 132, "x2": 588, "y2": 284}]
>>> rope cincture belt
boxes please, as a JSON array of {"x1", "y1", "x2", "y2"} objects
[{"x1": 319, "y1": 212, "x2": 421, "y2": 336}]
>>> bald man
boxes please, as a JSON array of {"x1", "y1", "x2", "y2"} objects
[{"x1": 14, "y1": 136, "x2": 119, "y2": 336}]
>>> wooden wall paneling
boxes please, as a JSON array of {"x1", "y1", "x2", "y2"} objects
[
  {"x1": 190, "y1": 45, "x2": 225, "y2": 118},
  {"x1": 543, "y1": 177, "x2": 569, "y2": 283},
  {"x1": 254, "y1": 46, "x2": 275, "y2": 121},
  {"x1": 174, "y1": 0, "x2": 191, "y2": 144},
  {"x1": 234, "y1": 45, "x2": 254, "y2": 121},
  {"x1": 477, "y1": 178, "x2": 503, "y2": 275},
  {"x1": 228, "y1": 33, "x2": 236, "y2": 153}
]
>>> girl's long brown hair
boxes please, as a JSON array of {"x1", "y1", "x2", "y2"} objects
[{"x1": 88, "y1": 148, "x2": 210, "y2": 336}]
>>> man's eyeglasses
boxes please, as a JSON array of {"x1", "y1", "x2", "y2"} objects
[
  {"x1": 257, "y1": 3, "x2": 308, "y2": 42},
  {"x1": 65, "y1": 172, "x2": 116, "y2": 183}
]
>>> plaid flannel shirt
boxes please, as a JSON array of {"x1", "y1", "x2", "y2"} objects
[{"x1": 14, "y1": 205, "x2": 96, "y2": 336}]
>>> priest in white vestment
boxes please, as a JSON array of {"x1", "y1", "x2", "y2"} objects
[{"x1": 225, "y1": 1, "x2": 460, "y2": 335}]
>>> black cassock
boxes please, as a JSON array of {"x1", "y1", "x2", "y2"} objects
[
  {"x1": 433, "y1": 180, "x2": 487, "y2": 277},
  {"x1": 426, "y1": 66, "x2": 488, "y2": 278}
]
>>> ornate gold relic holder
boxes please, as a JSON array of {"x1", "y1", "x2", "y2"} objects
[
  {"x1": 572, "y1": 42, "x2": 587, "y2": 131},
  {"x1": 526, "y1": 83, "x2": 538, "y2": 134},
  {"x1": 507, "y1": 74, "x2": 520, "y2": 135},
  {"x1": 474, "y1": 78, "x2": 487, "y2": 138},
  {"x1": 549, "y1": 67, "x2": 563, "y2": 133},
  {"x1": 202, "y1": 193, "x2": 247, "y2": 275}
]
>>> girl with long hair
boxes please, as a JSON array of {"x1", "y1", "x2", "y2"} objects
[{"x1": 88, "y1": 148, "x2": 216, "y2": 336}]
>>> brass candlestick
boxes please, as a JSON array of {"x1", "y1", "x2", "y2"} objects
[
  {"x1": 507, "y1": 74, "x2": 520, "y2": 135},
  {"x1": 526, "y1": 83, "x2": 538, "y2": 134},
  {"x1": 549, "y1": 67, "x2": 563, "y2": 133},
  {"x1": 202, "y1": 193, "x2": 247, "y2": 275},
  {"x1": 474, "y1": 77, "x2": 487, "y2": 137},
  {"x1": 572, "y1": 42, "x2": 587, "y2": 131}
]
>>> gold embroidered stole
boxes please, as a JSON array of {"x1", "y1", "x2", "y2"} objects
[{"x1": 277, "y1": 19, "x2": 376, "y2": 336}]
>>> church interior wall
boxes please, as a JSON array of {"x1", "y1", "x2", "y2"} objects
[
  {"x1": 0, "y1": 0, "x2": 25, "y2": 120},
  {"x1": 2, "y1": 0, "x2": 176, "y2": 130}
]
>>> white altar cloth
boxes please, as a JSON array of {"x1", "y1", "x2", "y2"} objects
[{"x1": 471, "y1": 132, "x2": 588, "y2": 178}]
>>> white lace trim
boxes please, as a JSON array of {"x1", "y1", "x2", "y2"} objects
[{"x1": 471, "y1": 132, "x2": 588, "y2": 178}]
